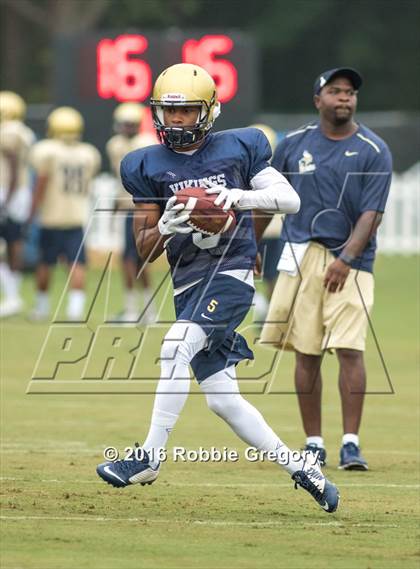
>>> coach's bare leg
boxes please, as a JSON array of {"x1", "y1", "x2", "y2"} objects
[
  {"x1": 295, "y1": 351, "x2": 323, "y2": 436},
  {"x1": 336, "y1": 348, "x2": 366, "y2": 435}
]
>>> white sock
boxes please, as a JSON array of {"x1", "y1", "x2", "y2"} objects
[
  {"x1": 143, "y1": 287, "x2": 153, "y2": 305},
  {"x1": 10, "y1": 271, "x2": 22, "y2": 300},
  {"x1": 253, "y1": 291, "x2": 269, "y2": 322},
  {"x1": 0, "y1": 263, "x2": 21, "y2": 301},
  {"x1": 142, "y1": 321, "x2": 207, "y2": 466},
  {"x1": 0, "y1": 262, "x2": 13, "y2": 298},
  {"x1": 143, "y1": 287, "x2": 156, "y2": 315},
  {"x1": 143, "y1": 404, "x2": 188, "y2": 467},
  {"x1": 124, "y1": 289, "x2": 139, "y2": 314},
  {"x1": 67, "y1": 290, "x2": 85, "y2": 320},
  {"x1": 36, "y1": 291, "x2": 50, "y2": 314},
  {"x1": 200, "y1": 367, "x2": 305, "y2": 475},
  {"x1": 306, "y1": 436, "x2": 324, "y2": 448},
  {"x1": 343, "y1": 433, "x2": 359, "y2": 446}
]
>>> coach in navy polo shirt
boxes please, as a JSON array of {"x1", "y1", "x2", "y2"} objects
[{"x1": 261, "y1": 67, "x2": 392, "y2": 470}]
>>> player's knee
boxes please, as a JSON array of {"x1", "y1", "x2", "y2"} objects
[
  {"x1": 160, "y1": 321, "x2": 207, "y2": 366},
  {"x1": 205, "y1": 393, "x2": 241, "y2": 419},
  {"x1": 160, "y1": 336, "x2": 178, "y2": 363},
  {"x1": 205, "y1": 393, "x2": 225, "y2": 416},
  {"x1": 336, "y1": 348, "x2": 363, "y2": 363}
]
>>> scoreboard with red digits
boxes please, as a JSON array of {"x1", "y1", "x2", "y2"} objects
[{"x1": 53, "y1": 30, "x2": 258, "y2": 154}]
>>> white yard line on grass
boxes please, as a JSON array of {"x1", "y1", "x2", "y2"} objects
[
  {"x1": 170, "y1": 482, "x2": 420, "y2": 489},
  {"x1": 0, "y1": 515, "x2": 399, "y2": 529},
  {"x1": 1, "y1": 445, "x2": 419, "y2": 457},
  {"x1": 1, "y1": 477, "x2": 419, "y2": 489}
]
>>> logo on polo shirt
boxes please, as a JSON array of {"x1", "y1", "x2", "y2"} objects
[{"x1": 299, "y1": 150, "x2": 316, "y2": 173}]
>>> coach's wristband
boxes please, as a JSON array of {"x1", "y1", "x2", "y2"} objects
[{"x1": 338, "y1": 252, "x2": 355, "y2": 266}]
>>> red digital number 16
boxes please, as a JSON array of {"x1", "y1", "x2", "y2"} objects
[
  {"x1": 97, "y1": 34, "x2": 152, "y2": 102},
  {"x1": 182, "y1": 35, "x2": 238, "y2": 103}
]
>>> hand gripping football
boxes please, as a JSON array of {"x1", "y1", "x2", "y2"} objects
[{"x1": 174, "y1": 187, "x2": 236, "y2": 236}]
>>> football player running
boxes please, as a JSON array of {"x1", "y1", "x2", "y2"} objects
[
  {"x1": 0, "y1": 91, "x2": 35, "y2": 317},
  {"x1": 97, "y1": 64, "x2": 340, "y2": 513},
  {"x1": 28, "y1": 107, "x2": 101, "y2": 321},
  {"x1": 106, "y1": 103, "x2": 157, "y2": 322}
]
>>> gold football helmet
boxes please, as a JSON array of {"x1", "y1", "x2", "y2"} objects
[
  {"x1": 150, "y1": 63, "x2": 220, "y2": 149},
  {"x1": 0, "y1": 91, "x2": 26, "y2": 122},
  {"x1": 113, "y1": 102, "x2": 144, "y2": 124},
  {"x1": 47, "y1": 106, "x2": 84, "y2": 140},
  {"x1": 249, "y1": 123, "x2": 278, "y2": 154}
]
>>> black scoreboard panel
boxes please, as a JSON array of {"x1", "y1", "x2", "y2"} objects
[{"x1": 53, "y1": 30, "x2": 258, "y2": 156}]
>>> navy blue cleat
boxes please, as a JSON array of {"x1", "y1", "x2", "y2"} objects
[
  {"x1": 97, "y1": 448, "x2": 159, "y2": 488},
  {"x1": 303, "y1": 443, "x2": 327, "y2": 467},
  {"x1": 292, "y1": 461, "x2": 340, "y2": 513},
  {"x1": 339, "y1": 442, "x2": 368, "y2": 471}
]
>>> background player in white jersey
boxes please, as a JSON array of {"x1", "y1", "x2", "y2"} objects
[
  {"x1": 106, "y1": 103, "x2": 157, "y2": 322},
  {"x1": 0, "y1": 91, "x2": 35, "y2": 317},
  {"x1": 29, "y1": 107, "x2": 101, "y2": 320},
  {"x1": 97, "y1": 63, "x2": 340, "y2": 514}
]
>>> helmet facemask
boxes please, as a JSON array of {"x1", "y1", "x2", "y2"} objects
[{"x1": 151, "y1": 96, "x2": 217, "y2": 150}]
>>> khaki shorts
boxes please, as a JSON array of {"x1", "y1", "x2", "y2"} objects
[{"x1": 260, "y1": 242, "x2": 374, "y2": 355}]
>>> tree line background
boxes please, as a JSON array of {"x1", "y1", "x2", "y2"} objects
[{"x1": 1, "y1": 0, "x2": 419, "y2": 113}]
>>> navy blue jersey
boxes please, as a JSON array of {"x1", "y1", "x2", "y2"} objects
[
  {"x1": 121, "y1": 128, "x2": 271, "y2": 288},
  {"x1": 272, "y1": 123, "x2": 392, "y2": 272}
]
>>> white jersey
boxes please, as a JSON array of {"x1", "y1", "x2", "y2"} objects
[
  {"x1": 0, "y1": 119, "x2": 35, "y2": 222},
  {"x1": 30, "y1": 138, "x2": 101, "y2": 228}
]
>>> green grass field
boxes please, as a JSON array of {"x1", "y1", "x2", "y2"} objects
[{"x1": 1, "y1": 254, "x2": 419, "y2": 569}]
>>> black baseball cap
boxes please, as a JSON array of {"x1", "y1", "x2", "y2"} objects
[{"x1": 313, "y1": 68, "x2": 363, "y2": 95}]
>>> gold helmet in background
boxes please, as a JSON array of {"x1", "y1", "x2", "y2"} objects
[
  {"x1": 150, "y1": 63, "x2": 220, "y2": 149},
  {"x1": 113, "y1": 102, "x2": 144, "y2": 124},
  {"x1": 0, "y1": 91, "x2": 26, "y2": 122},
  {"x1": 249, "y1": 123, "x2": 278, "y2": 154},
  {"x1": 47, "y1": 106, "x2": 84, "y2": 141}
]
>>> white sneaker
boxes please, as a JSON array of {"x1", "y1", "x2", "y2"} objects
[
  {"x1": 110, "y1": 309, "x2": 157, "y2": 324},
  {"x1": 141, "y1": 309, "x2": 157, "y2": 325},
  {"x1": 0, "y1": 297, "x2": 23, "y2": 318},
  {"x1": 28, "y1": 307, "x2": 49, "y2": 322},
  {"x1": 111, "y1": 310, "x2": 139, "y2": 323}
]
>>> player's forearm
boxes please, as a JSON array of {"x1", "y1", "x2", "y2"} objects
[
  {"x1": 252, "y1": 210, "x2": 274, "y2": 242},
  {"x1": 240, "y1": 167, "x2": 300, "y2": 213},
  {"x1": 341, "y1": 211, "x2": 383, "y2": 260},
  {"x1": 134, "y1": 225, "x2": 169, "y2": 263}
]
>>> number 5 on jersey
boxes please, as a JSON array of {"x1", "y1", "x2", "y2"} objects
[{"x1": 207, "y1": 299, "x2": 219, "y2": 313}]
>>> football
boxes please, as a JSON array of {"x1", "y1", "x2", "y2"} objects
[{"x1": 174, "y1": 187, "x2": 236, "y2": 235}]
